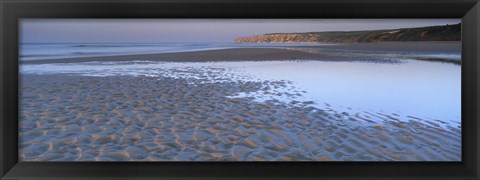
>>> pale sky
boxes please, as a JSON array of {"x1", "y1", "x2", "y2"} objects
[{"x1": 20, "y1": 19, "x2": 461, "y2": 43}]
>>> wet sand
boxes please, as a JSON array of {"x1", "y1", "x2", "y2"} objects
[
  {"x1": 21, "y1": 41, "x2": 461, "y2": 65},
  {"x1": 21, "y1": 48, "x2": 333, "y2": 64},
  {"x1": 19, "y1": 41, "x2": 461, "y2": 161},
  {"x1": 19, "y1": 74, "x2": 461, "y2": 161},
  {"x1": 288, "y1": 41, "x2": 461, "y2": 64},
  {"x1": 302, "y1": 41, "x2": 461, "y2": 53}
]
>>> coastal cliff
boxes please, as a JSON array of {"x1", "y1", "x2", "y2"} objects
[{"x1": 234, "y1": 23, "x2": 461, "y2": 43}]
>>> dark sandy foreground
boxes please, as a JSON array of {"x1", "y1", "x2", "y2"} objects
[
  {"x1": 19, "y1": 74, "x2": 461, "y2": 161},
  {"x1": 22, "y1": 41, "x2": 461, "y2": 65}
]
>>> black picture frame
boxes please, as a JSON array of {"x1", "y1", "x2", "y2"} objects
[{"x1": 1, "y1": 0, "x2": 479, "y2": 179}]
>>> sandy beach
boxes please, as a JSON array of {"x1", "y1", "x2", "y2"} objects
[
  {"x1": 19, "y1": 74, "x2": 461, "y2": 161},
  {"x1": 300, "y1": 41, "x2": 461, "y2": 53},
  {"x1": 21, "y1": 41, "x2": 461, "y2": 65},
  {"x1": 19, "y1": 41, "x2": 461, "y2": 161},
  {"x1": 21, "y1": 48, "x2": 332, "y2": 64}
]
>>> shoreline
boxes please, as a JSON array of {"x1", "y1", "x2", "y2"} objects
[
  {"x1": 18, "y1": 41, "x2": 462, "y2": 161},
  {"x1": 304, "y1": 41, "x2": 461, "y2": 54},
  {"x1": 21, "y1": 48, "x2": 333, "y2": 64},
  {"x1": 21, "y1": 41, "x2": 461, "y2": 65}
]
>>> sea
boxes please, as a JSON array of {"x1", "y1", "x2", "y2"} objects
[{"x1": 20, "y1": 43, "x2": 335, "y2": 61}]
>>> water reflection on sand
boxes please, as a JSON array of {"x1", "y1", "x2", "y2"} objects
[{"x1": 19, "y1": 56, "x2": 461, "y2": 161}]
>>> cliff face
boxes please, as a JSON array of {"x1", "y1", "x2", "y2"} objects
[{"x1": 234, "y1": 23, "x2": 461, "y2": 43}]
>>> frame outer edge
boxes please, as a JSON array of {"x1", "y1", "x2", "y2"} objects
[
  {"x1": 0, "y1": 0, "x2": 4, "y2": 178},
  {"x1": 468, "y1": 2, "x2": 480, "y2": 179},
  {"x1": 0, "y1": 1, "x2": 479, "y2": 180}
]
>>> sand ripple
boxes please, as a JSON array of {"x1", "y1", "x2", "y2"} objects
[{"x1": 19, "y1": 74, "x2": 461, "y2": 161}]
